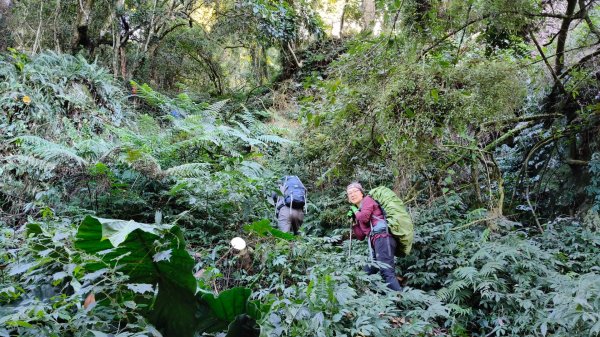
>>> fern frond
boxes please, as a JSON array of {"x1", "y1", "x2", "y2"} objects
[
  {"x1": 480, "y1": 261, "x2": 505, "y2": 277},
  {"x1": 12, "y1": 136, "x2": 88, "y2": 167},
  {"x1": 75, "y1": 139, "x2": 114, "y2": 159},
  {"x1": 233, "y1": 121, "x2": 251, "y2": 134},
  {"x1": 470, "y1": 247, "x2": 493, "y2": 262},
  {"x1": 2, "y1": 155, "x2": 57, "y2": 173},
  {"x1": 132, "y1": 81, "x2": 168, "y2": 107},
  {"x1": 454, "y1": 267, "x2": 478, "y2": 282},
  {"x1": 447, "y1": 280, "x2": 469, "y2": 295},
  {"x1": 256, "y1": 134, "x2": 293, "y2": 145},
  {"x1": 475, "y1": 280, "x2": 495, "y2": 293},
  {"x1": 238, "y1": 109, "x2": 260, "y2": 128},
  {"x1": 446, "y1": 304, "x2": 472, "y2": 316},
  {"x1": 216, "y1": 125, "x2": 238, "y2": 138},
  {"x1": 165, "y1": 134, "x2": 222, "y2": 153},
  {"x1": 402, "y1": 288, "x2": 439, "y2": 306},
  {"x1": 172, "y1": 115, "x2": 207, "y2": 132},
  {"x1": 165, "y1": 163, "x2": 211, "y2": 178},
  {"x1": 437, "y1": 287, "x2": 452, "y2": 301},
  {"x1": 217, "y1": 125, "x2": 264, "y2": 146},
  {"x1": 200, "y1": 99, "x2": 229, "y2": 115},
  {"x1": 239, "y1": 161, "x2": 264, "y2": 179}
]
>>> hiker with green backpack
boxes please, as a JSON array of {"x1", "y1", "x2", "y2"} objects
[{"x1": 346, "y1": 182, "x2": 414, "y2": 292}]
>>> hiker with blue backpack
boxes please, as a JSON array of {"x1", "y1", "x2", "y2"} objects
[
  {"x1": 271, "y1": 176, "x2": 307, "y2": 235},
  {"x1": 346, "y1": 182, "x2": 407, "y2": 292}
]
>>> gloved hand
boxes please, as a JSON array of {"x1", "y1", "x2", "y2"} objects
[{"x1": 346, "y1": 206, "x2": 359, "y2": 218}]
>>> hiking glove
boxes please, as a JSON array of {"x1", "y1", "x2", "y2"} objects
[{"x1": 347, "y1": 206, "x2": 359, "y2": 218}]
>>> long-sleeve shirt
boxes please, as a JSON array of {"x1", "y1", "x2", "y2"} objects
[{"x1": 352, "y1": 196, "x2": 391, "y2": 244}]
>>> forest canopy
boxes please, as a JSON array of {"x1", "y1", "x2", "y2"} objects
[{"x1": 1, "y1": 0, "x2": 600, "y2": 336}]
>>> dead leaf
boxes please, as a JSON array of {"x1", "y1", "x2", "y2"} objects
[
  {"x1": 194, "y1": 269, "x2": 205, "y2": 278},
  {"x1": 84, "y1": 292, "x2": 96, "y2": 309}
]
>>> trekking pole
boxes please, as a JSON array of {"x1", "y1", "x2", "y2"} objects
[{"x1": 348, "y1": 220, "x2": 353, "y2": 257}]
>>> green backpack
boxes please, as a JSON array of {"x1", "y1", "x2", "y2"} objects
[{"x1": 369, "y1": 186, "x2": 414, "y2": 256}]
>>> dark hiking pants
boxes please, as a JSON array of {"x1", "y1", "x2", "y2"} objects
[{"x1": 364, "y1": 236, "x2": 402, "y2": 292}]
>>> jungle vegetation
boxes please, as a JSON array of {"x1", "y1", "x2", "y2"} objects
[{"x1": 1, "y1": 0, "x2": 600, "y2": 336}]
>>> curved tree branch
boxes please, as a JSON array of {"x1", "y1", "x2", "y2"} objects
[
  {"x1": 418, "y1": 15, "x2": 491, "y2": 60},
  {"x1": 579, "y1": 0, "x2": 600, "y2": 39},
  {"x1": 481, "y1": 113, "x2": 563, "y2": 128},
  {"x1": 559, "y1": 47, "x2": 600, "y2": 79}
]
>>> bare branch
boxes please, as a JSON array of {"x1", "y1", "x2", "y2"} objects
[
  {"x1": 523, "y1": 42, "x2": 600, "y2": 67},
  {"x1": 529, "y1": 31, "x2": 566, "y2": 94},
  {"x1": 579, "y1": 0, "x2": 600, "y2": 39},
  {"x1": 565, "y1": 158, "x2": 589, "y2": 165},
  {"x1": 482, "y1": 113, "x2": 563, "y2": 127},
  {"x1": 483, "y1": 122, "x2": 534, "y2": 152},
  {"x1": 559, "y1": 47, "x2": 600, "y2": 79}
]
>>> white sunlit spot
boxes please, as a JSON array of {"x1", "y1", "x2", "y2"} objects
[{"x1": 230, "y1": 237, "x2": 246, "y2": 250}]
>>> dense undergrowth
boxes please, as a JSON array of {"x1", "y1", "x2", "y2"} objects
[
  {"x1": 2, "y1": 23, "x2": 600, "y2": 337},
  {"x1": 2, "y1": 199, "x2": 599, "y2": 336}
]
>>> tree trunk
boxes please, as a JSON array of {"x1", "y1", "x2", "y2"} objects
[
  {"x1": 72, "y1": 0, "x2": 95, "y2": 52},
  {"x1": 339, "y1": 0, "x2": 348, "y2": 37},
  {"x1": 361, "y1": 0, "x2": 376, "y2": 31},
  {"x1": 120, "y1": 45, "x2": 127, "y2": 79},
  {"x1": 555, "y1": 0, "x2": 578, "y2": 76},
  {"x1": 251, "y1": 45, "x2": 269, "y2": 85},
  {"x1": 53, "y1": 0, "x2": 62, "y2": 52},
  {"x1": 31, "y1": 1, "x2": 44, "y2": 54},
  {"x1": 0, "y1": 0, "x2": 13, "y2": 51},
  {"x1": 280, "y1": 41, "x2": 301, "y2": 80}
]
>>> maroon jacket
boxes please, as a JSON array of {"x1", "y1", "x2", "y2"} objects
[{"x1": 352, "y1": 196, "x2": 391, "y2": 244}]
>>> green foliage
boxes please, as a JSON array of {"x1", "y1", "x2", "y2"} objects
[
  {"x1": 75, "y1": 216, "x2": 201, "y2": 337},
  {"x1": 244, "y1": 0, "x2": 323, "y2": 43},
  {"x1": 0, "y1": 51, "x2": 127, "y2": 140},
  {"x1": 248, "y1": 235, "x2": 404, "y2": 337},
  {"x1": 298, "y1": 32, "x2": 527, "y2": 193},
  {"x1": 0, "y1": 218, "x2": 159, "y2": 336},
  {"x1": 397, "y1": 205, "x2": 600, "y2": 336},
  {"x1": 0, "y1": 216, "x2": 261, "y2": 337},
  {"x1": 244, "y1": 218, "x2": 296, "y2": 240},
  {"x1": 3, "y1": 1, "x2": 600, "y2": 335},
  {"x1": 1, "y1": 53, "x2": 289, "y2": 235},
  {"x1": 76, "y1": 216, "x2": 261, "y2": 336},
  {"x1": 587, "y1": 153, "x2": 600, "y2": 211},
  {"x1": 0, "y1": 51, "x2": 285, "y2": 336}
]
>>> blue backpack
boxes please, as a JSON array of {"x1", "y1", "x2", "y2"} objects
[{"x1": 281, "y1": 176, "x2": 306, "y2": 209}]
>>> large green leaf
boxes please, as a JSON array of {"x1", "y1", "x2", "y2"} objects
[
  {"x1": 244, "y1": 219, "x2": 295, "y2": 241},
  {"x1": 75, "y1": 216, "x2": 200, "y2": 337},
  {"x1": 224, "y1": 314, "x2": 261, "y2": 337},
  {"x1": 74, "y1": 216, "x2": 260, "y2": 337},
  {"x1": 202, "y1": 287, "x2": 252, "y2": 322}
]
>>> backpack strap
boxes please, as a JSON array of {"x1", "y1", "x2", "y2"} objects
[
  {"x1": 371, "y1": 197, "x2": 388, "y2": 221},
  {"x1": 287, "y1": 176, "x2": 293, "y2": 214},
  {"x1": 301, "y1": 179, "x2": 307, "y2": 213},
  {"x1": 371, "y1": 198, "x2": 391, "y2": 236},
  {"x1": 369, "y1": 198, "x2": 393, "y2": 257}
]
